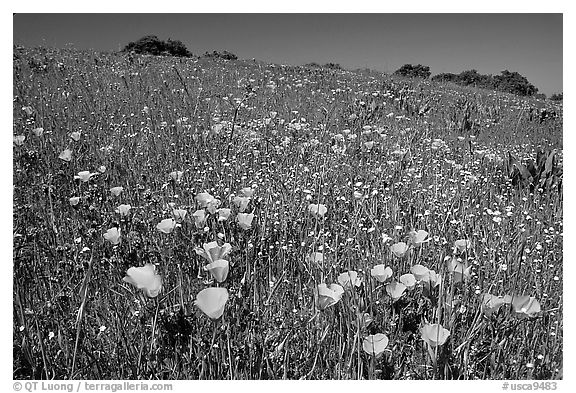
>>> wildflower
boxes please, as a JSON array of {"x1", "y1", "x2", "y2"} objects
[
  {"x1": 115, "y1": 204, "x2": 131, "y2": 216},
  {"x1": 172, "y1": 209, "x2": 187, "y2": 221},
  {"x1": 454, "y1": 239, "x2": 472, "y2": 253},
  {"x1": 192, "y1": 209, "x2": 207, "y2": 228},
  {"x1": 390, "y1": 242, "x2": 409, "y2": 257},
  {"x1": 32, "y1": 127, "x2": 44, "y2": 137},
  {"x1": 316, "y1": 283, "x2": 344, "y2": 310},
  {"x1": 13, "y1": 135, "x2": 25, "y2": 146},
  {"x1": 103, "y1": 227, "x2": 121, "y2": 245},
  {"x1": 22, "y1": 106, "x2": 33, "y2": 116},
  {"x1": 69, "y1": 196, "x2": 80, "y2": 206},
  {"x1": 156, "y1": 218, "x2": 176, "y2": 234},
  {"x1": 98, "y1": 165, "x2": 106, "y2": 173},
  {"x1": 74, "y1": 171, "x2": 96, "y2": 183},
  {"x1": 232, "y1": 196, "x2": 250, "y2": 212},
  {"x1": 237, "y1": 213, "x2": 255, "y2": 230},
  {"x1": 363, "y1": 141, "x2": 375, "y2": 151},
  {"x1": 110, "y1": 186, "x2": 124, "y2": 196},
  {"x1": 204, "y1": 259, "x2": 230, "y2": 283},
  {"x1": 386, "y1": 281, "x2": 407, "y2": 301},
  {"x1": 399, "y1": 273, "x2": 416, "y2": 289},
  {"x1": 362, "y1": 333, "x2": 389, "y2": 358},
  {"x1": 421, "y1": 323, "x2": 450, "y2": 347},
  {"x1": 196, "y1": 192, "x2": 216, "y2": 208},
  {"x1": 70, "y1": 131, "x2": 81, "y2": 141},
  {"x1": 370, "y1": 264, "x2": 393, "y2": 283},
  {"x1": 123, "y1": 264, "x2": 162, "y2": 298},
  {"x1": 337, "y1": 270, "x2": 362, "y2": 289},
  {"x1": 59, "y1": 149, "x2": 73, "y2": 162},
  {"x1": 169, "y1": 170, "x2": 184, "y2": 182},
  {"x1": 409, "y1": 230, "x2": 429, "y2": 246},
  {"x1": 217, "y1": 208, "x2": 232, "y2": 221},
  {"x1": 308, "y1": 203, "x2": 328, "y2": 217},
  {"x1": 195, "y1": 287, "x2": 229, "y2": 319},
  {"x1": 510, "y1": 295, "x2": 541, "y2": 319},
  {"x1": 195, "y1": 241, "x2": 232, "y2": 264}
]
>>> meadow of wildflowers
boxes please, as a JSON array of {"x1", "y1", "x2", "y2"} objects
[{"x1": 13, "y1": 46, "x2": 562, "y2": 380}]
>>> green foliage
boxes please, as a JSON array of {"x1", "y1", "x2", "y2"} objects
[
  {"x1": 550, "y1": 93, "x2": 563, "y2": 101},
  {"x1": 432, "y1": 69, "x2": 539, "y2": 97},
  {"x1": 123, "y1": 35, "x2": 193, "y2": 57},
  {"x1": 393, "y1": 64, "x2": 431, "y2": 79},
  {"x1": 203, "y1": 50, "x2": 238, "y2": 60}
]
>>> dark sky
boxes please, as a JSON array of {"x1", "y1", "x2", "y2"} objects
[{"x1": 13, "y1": 13, "x2": 563, "y2": 95}]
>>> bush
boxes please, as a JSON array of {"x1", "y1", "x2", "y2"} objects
[
  {"x1": 550, "y1": 93, "x2": 563, "y2": 101},
  {"x1": 203, "y1": 50, "x2": 238, "y2": 60},
  {"x1": 393, "y1": 64, "x2": 431, "y2": 79},
  {"x1": 431, "y1": 73, "x2": 459, "y2": 83},
  {"x1": 123, "y1": 35, "x2": 192, "y2": 57}
]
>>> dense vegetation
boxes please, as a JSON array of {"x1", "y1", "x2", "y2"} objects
[{"x1": 13, "y1": 46, "x2": 562, "y2": 380}]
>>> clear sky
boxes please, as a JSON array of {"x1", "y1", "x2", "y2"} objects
[{"x1": 13, "y1": 13, "x2": 563, "y2": 96}]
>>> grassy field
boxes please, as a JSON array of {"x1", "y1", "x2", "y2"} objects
[{"x1": 12, "y1": 46, "x2": 563, "y2": 380}]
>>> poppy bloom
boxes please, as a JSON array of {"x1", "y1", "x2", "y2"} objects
[
  {"x1": 206, "y1": 198, "x2": 221, "y2": 214},
  {"x1": 70, "y1": 131, "x2": 81, "y2": 141},
  {"x1": 410, "y1": 264, "x2": 430, "y2": 281},
  {"x1": 195, "y1": 241, "x2": 232, "y2": 264},
  {"x1": 232, "y1": 196, "x2": 250, "y2": 212},
  {"x1": 362, "y1": 333, "x2": 389, "y2": 358},
  {"x1": 454, "y1": 239, "x2": 472, "y2": 254},
  {"x1": 409, "y1": 230, "x2": 429, "y2": 246},
  {"x1": 510, "y1": 295, "x2": 541, "y2": 319},
  {"x1": 195, "y1": 287, "x2": 229, "y2": 319},
  {"x1": 195, "y1": 192, "x2": 216, "y2": 208},
  {"x1": 390, "y1": 242, "x2": 409, "y2": 257},
  {"x1": 337, "y1": 270, "x2": 362, "y2": 289},
  {"x1": 370, "y1": 264, "x2": 393, "y2": 283},
  {"x1": 386, "y1": 281, "x2": 407, "y2": 301},
  {"x1": 32, "y1": 127, "x2": 44, "y2": 137},
  {"x1": 172, "y1": 209, "x2": 187, "y2": 221},
  {"x1": 316, "y1": 283, "x2": 344, "y2": 310},
  {"x1": 306, "y1": 252, "x2": 324, "y2": 266},
  {"x1": 74, "y1": 171, "x2": 96, "y2": 183},
  {"x1": 237, "y1": 213, "x2": 255, "y2": 230},
  {"x1": 22, "y1": 106, "x2": 33, "y2": 116},
  {"x1": 103, "y1": 227, "x2": 121, "y2": 245},
  {"x1": 240, "y1": 187, "x2": 255, "y2": 198},
  {"x1": 69, "y1": 196, "x2": 81, "y2": 206},
  {"x1": 123, "y1": 264, "x2": 162, "y2": 298},
  {"x1": 399, "y1": 273, "x2": 416, "y2": 289},
  {"x1": 192, "y1": 209, "x2": 206, "y2": 228},
  {"x1": 421, "y1": 323, "x2": 450, "y2": 347},
  {"x1": 308, "y1": 203, "x2": 327, "y2": 217},
  {"x1": 204, "y1": 259, "x2": 230, "y2": 283},
  {"x1": 13, "y1": 135, "x2": 26, "y2": 146},
  {"x1": 446, "y1": 257, "x2": 471, "y2": 283},
  {"x1": 59, "y1": 149, "x2": 72, "y2": 162},
  {"x1": 481, "y1": 293, "x2": 512, "y2": 317},
  {"x1": 156, "y1": 218, "x2": 176, "y2": 234},
  {"x1": 110, "y1": 186, "x2": 124, "y2": 196},
  {"x1": 115, "y1": 204, "x2": 131, "y2": 216},
  {"x1": 169, "y1": 170, "x2": 184, "y2": 182},
  {"x1": 217, "y1": 208, "x2": 232, "y2": 222}
]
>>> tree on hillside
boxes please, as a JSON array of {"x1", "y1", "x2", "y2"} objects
[
  {"x1": 431, "y1": 73, "x2": 459, "y2": 83},
  {"x1": 493, "y1": 70, "x2": 538, "y2": 96},
  {"x1": 203, "y1": 50, "x2": 238, "y2": 60},
  {"x1": 122, "y1": 35, "x2": 193, "y2": 57},
  {"x1": 393, "y1": 64, "x2": 431, "y2": 79}
]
